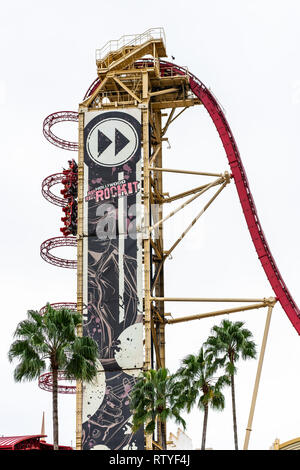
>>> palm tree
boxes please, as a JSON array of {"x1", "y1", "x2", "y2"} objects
[
  {"x1": 205, "y1": 319, "x2": 257, "y2": 450},
  {"x1": 130, "y1": 368, "x2": 186, "y2": 450},
  {"x1": 8, "y1": 304, "x2": 98, "y2": 450},
  {"x1": 174, "y1": 347, "x2": 229, "y2": 450}
]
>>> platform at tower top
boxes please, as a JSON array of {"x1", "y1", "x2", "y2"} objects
[{"x1": 95, "y1": 28, "x2": 167, "y2": 75}]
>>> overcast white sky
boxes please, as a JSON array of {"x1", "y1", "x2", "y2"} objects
[{"x1": 1, "y1": 0, "x2": 300, "y2": 451}]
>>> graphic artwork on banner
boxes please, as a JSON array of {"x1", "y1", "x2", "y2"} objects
[{"x1": 82, "y1": 110, "x2": 144, "y2": 450}]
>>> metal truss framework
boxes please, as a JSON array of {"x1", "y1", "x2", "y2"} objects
[
  {"x1": 43, "y1": 111, "x2": 78, "y2": 151},
  {"x1": 41, "y1": 111, "x2": 79, "y2": 396},
  {"x1": 42, "y1": 173, "x2": 68, "y2": 207},
  {"x1": 39, "y1": 302, "x2": 77, "y2": 315},
  {"x1": 40, "y1": 236, "x2": 77, "y2": 269},
  {"x1": 74, "y1": 30, "x2": 284, "y2": 451}
]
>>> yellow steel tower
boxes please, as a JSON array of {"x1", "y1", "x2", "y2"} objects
[
  {"x1": 76, "y1": 28, "x2": 277, "y2": 451},
  {"x1": 76, "y1": 28, "x2": 203, "y2": 451}
]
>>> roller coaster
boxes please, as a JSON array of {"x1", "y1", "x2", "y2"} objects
[{"x1": 39, "y1": 28, "x2": 300, "y2": 450}]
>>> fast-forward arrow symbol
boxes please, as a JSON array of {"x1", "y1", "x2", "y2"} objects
[
  {"x1": 115, "y1": 128, "x2": 130, "y2": 155},
  {"x1": 98, "y1": 130, "x2": 112, "y2": 157},
  {"x1": 98, "y1": 128, "x2": 130, "y2": 157}
]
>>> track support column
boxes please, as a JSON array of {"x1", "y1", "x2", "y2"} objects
[
  {"x1": 243, "y1": 300, "x2": 276, "y2": 450},
  {"x1": 142, "y1": 71, "x2": 153, "y2": 451}
]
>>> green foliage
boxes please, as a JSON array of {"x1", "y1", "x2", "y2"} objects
[
  {"x1": 204, "y1": 319, "x2": 257, "y2": 449},
  {"x1": 173, "y1": 346, "x2": 229, "y2": 449},
  {"x1": 204, "y1": 319, "x2": 257, "y2": 376},
  {"x1": 8, "y1": 303, "x2": 98, "y2": 450},
  {"x1": 8, "y1": 303, "x2": 98, "y2": 383},
  {"x1": 130, "y1": 368, "x2": 186, "y2": 436},
  {"x1": 174, "y1": 347, "x2": 229, "y2": 413}
]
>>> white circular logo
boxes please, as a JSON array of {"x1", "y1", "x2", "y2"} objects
[{"x1": 86, "y1": 117, "x2": 139, "y2": 167}]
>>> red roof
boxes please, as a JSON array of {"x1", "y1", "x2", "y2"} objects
[
  {"x1": 0, "y1": 435, "x2": 45, "y2": 449},
  {"x1": 0, "y1": 435, "x2": 72, "y2": 450}
]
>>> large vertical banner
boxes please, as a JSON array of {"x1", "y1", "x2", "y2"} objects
[{"x1": 82, "y1": 110, "x2": 144, "y2": 450}]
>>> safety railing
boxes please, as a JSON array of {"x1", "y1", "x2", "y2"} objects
[{"x1": 95, "y1": 27, "x2": 166, "y2": 62}]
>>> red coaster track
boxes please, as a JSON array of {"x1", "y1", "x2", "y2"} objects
[
  {"x1": 42, "y1": 173, "x2": 68, "y2": 207},
  {"x1": 83, "y1": 59, "x2": 300, "y2": 334},
  {"x1": 43, "y1": 111, "x2": 78, "y2": 151},
  {"x1": 38, "y1": 371, "x2": 76, "y2": 394},
  {"x1": 184, "y1": 64, "x2": 300, "y2": 334},
  {"x1": 40, "y1": 236, "x2": 77, "y2": 269},
  {"x1": 39, "y1": 302, "x2": 77, "y2": 315},
  {"x1": 169, "y1": 60, "x2": 300, "y2": 333},
  {"x1": 40, "y1": 113, "x2": 79, "y2": 394},
  {"x1": 39, "y1": 56, "x2": 300, "y2": 398},
  {"x1": 41, "y1": 114, "x2": 78, "y2": 269}
]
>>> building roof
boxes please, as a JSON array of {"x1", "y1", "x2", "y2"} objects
[
  {"x1": 272, "y1": 437, "x2": 300, "y2": 450},
  {"x1": 0, "y1": 435, "x2": 72, "y2": 450},
  {"x1": 0, "y1": 435, "x2": 46, "y2": 449}
]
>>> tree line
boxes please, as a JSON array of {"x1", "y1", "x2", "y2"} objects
[{"x1": 130, "y1": 319, "x2": 257, "y2": 450}]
